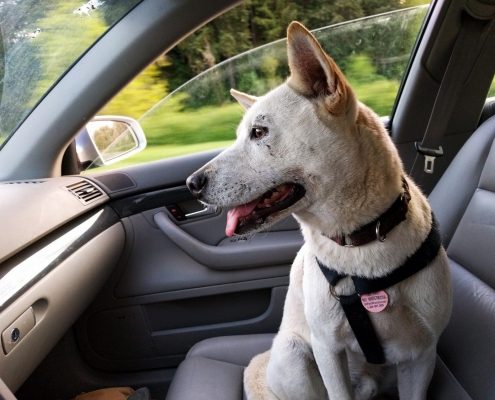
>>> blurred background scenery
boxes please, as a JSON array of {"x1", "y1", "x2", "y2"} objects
[{"x1": 6, "y1": 0, "x2": 491, "y2": 171}]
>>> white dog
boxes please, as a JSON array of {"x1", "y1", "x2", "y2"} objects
[{"x1": 187, "y1": 21, "x2": 452, "y2": 400}]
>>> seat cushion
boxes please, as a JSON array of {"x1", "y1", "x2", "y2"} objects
[
  {"x1": 165, "y1": 334, "x2": 273, "y2": 400},
  {"x1": 166, "y1": 333, "x2": 470, "y2": 400}
]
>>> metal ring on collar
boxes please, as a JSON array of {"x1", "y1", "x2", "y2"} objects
[
  {"x1": 376, "y1": 221, "x2": 386, "y2": 242},
  {"x1": 330, "y1": 285, "x2": 341, "y2": 301}
]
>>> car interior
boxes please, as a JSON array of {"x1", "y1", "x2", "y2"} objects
[{"x1": 1, "y1": 0, "x2": 495, "y2": 399}]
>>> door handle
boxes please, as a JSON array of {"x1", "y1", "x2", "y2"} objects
[
  {"x1": 153, "y1": 211, "x2": 303, "y2": 270},
  {"x1": 184, "y1": 204, "x2": 217, "y2": 219}
]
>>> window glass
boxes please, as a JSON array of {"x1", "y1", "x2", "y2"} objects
[
  {"x1": 85, "y1": 1, "x2": 430, "y2": 173},
  {"x1": 487, "y1": 78, "x2": 495, "y2": 99},
  {"x1": 0, "y1": 0, "x2": 142, "y2": 148}
]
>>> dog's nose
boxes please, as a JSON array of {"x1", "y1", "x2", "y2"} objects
[{"x1": 186, "y1": 172, "x2": 207, "y2": 197}]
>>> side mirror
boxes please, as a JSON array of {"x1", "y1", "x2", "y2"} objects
[{"x1": 75, "y1": 115, "x2": 147, "y2": 170}]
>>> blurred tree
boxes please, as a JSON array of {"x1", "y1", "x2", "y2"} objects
[
  {"x1": 159, "y1": 0, "x2": 429, "y2": 99},
  {"x1": 31, "y1": 1, "x2": 107, "y2": 104},
  {"x1": 0, "y1": 0, "x2": 47, "y2": 136},
  {"x1": 100, "y1": 55, "x2": 169, "y2": 119}
]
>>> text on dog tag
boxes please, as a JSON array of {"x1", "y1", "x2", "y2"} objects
[{"x1": 360, "y1": 291, "x2": 388, "y2": 313}]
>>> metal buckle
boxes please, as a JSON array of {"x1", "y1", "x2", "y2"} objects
[
  {"x1": 415, "y1": 143, "x2": 444, "y2": 174},
  {"x1": 330, "y1": 285, "x2": 341, "y2": 301},
  {"x1": 375, "y1": 221, "x2": 386, "y2": 242},
  {"x1": 343, "y1": 235, "x2": 354, "y2": 247},
  {"x1": 423, "y1": 155, "x2": 437, "y2": 174}
]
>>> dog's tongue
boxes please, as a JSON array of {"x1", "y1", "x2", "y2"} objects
[{"x1": 226, "y1": 199, "x2": 259, "y2": 237}]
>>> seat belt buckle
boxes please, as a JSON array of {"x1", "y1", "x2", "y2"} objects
[{"x1": 415, "y1": 143, "x2": 444, "y2": 174}]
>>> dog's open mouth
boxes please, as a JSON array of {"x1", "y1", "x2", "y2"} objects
[{"x1": 225, "y1": 183, "x2": 305, "y2": 237}]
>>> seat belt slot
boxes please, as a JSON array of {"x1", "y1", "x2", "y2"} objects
[
  {"x1": 410, "y1": 13, "x2": 488, "y2": 183},
  {"x1": 415, "y1": 143, "x2": 444, "y2": 174}
]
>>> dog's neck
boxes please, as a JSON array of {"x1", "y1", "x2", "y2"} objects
[
  {"x1": 295, "y1": 113, "x2": 405, "y2": 240},
  {"x1": 296, "y1": 173, "x2": 403, "y2": 239},
  {"x1": 328, "y1": 178, "x2": 410, "y2": 247},
  {"x1": 292, "y1": 106, "x2": 414, "y2": 277}
]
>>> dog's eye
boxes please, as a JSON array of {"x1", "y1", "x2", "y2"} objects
[{"x1": 250, "y1": 126, "x2": 269, "y2": 140}]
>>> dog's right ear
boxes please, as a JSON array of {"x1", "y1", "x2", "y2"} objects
[
  {"x1": 286, "y1": 21, "x2": 354, "y2": 116},
  {"x1": 230, "y1": 88, "x2": 257, "y2": 110}
]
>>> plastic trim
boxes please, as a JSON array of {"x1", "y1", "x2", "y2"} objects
[{"x1": 153, "y1": 211, "x2": 302, "y2": 270}]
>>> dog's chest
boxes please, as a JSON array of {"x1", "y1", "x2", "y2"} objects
[
  {"x1": 301, "y1": 255, "x2": 436, "y2": 362},
  {"x1": 301, "y1": 257, "x2": 356, "y2": 347}
]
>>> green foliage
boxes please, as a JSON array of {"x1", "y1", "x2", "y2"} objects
[
  {"x1": 141, "y1": 94, "x2": 243, "y2": 146},
  {"x1": 91, "y1": 122, "x2": 135, "y2": 155},
  {"x1": 84, "y1": 139, "x2": 235, "y2": 173},
  {"x1": 0, "y1": 0, "x2": 140, "y2": 141},
  {"x1": 0, "y1": 0, "x2": 433, "y2": 166},
  {"x1": 30, "y1": 2, "x2": 108, "y2": 103},
  {"x1": 159, "y1": 0, "x2": 430, "y2": 95},
  {"x1": 100, "y1": 55, "x2": 169, "y2": 118},
  {"x1": 488, "y1": 77, "x2": 495, "y2": 98},
  {"x1": 94, "y1": 2, "x2": 432, "y2": 169},
  {"x1": 345, "y1": 54, "x2": 400, "y2": 115}
]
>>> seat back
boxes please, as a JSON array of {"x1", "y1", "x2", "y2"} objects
[{"x1": 428, "y1": 116, "x2": 495, "y2": 400}]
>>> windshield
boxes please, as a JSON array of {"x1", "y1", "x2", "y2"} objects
[{"x1": 0, "y1": 0, "x2": 142, "y2": 149}]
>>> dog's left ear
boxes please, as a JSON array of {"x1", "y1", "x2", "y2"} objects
[
  {"x1": 286, "y1": 21, "x2": 356, "y2": 117},
  {"x1": 230, "y1": 88, "x2": 258, "y2": 110}
]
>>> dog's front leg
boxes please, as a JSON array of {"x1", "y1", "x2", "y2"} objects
[
  {"x1": 311, "y1": 335, "x2": 353, "y2": 400},
  {"x1": 397, "y1": 346, "x2": 436, "y2": 400}
]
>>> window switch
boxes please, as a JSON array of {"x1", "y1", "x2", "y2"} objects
[{"x1": 166, "y1": 204, "x2": 186, "y2": 221}]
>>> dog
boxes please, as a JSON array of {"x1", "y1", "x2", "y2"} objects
[{"x1": 186, "y1": 21, "x2": 452, "y2": 400}]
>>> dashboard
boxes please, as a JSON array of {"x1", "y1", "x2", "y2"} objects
[{"x1": 0, "y1": 176, "x2": 124, "y2": 391}]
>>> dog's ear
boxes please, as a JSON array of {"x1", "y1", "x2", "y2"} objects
[
  {"x1": 286, "y1": 21, "x2": 355, "y2": 116},
  {"x1": 230, "y1": 88, "x2": 257, "y2": 110}
]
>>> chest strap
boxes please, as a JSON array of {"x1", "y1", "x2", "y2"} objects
[{"x1": 316, "y1": 215, "x2": 442, "y2": 364}]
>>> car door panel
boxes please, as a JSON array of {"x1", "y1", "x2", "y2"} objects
[
  {"x1": 76, "y1": 151, "x2": 299, "y2": 371},
  {"x1": 113, "y1": 209, "x2": 293, "y2": 298}
]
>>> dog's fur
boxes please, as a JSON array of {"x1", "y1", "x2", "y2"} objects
[{"x1": 188, "y1": 22, "x2": 452, "y2": 400}]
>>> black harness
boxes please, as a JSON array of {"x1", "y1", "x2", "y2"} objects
[{"x1": 316, "y1": 215, "x2": 442, "y2": 364}]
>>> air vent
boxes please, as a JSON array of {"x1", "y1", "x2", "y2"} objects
[{"x1": 66, "y1": 180, "x2": 104, "y2": 204}]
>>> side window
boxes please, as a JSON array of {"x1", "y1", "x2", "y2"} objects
[
  {"x1": 487, "y1": 78, "x2": 495, "y2": 99},
  {"x1": 82, "y1": 1, "x2": 430, "y2": 173}
]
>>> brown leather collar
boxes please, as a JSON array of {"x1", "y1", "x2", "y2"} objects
[{"x1": 330, "y1": 178, "x2": 411, "y2": 247}]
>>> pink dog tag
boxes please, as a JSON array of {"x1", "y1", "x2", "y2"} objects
[{"x1": 360, "y1": 291, "x2": 389, "y2": 313}]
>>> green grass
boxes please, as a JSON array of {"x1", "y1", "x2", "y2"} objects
[
  {"x1": 83, "y1": 64, "x2": 401, "y2": 175},
  {"x1": 84, "y1": 140, "x2": 234, "y2": 174},
  {"x1": 142, "y1": 101, "x2": 243, "y2": 146},
  {"x1": 352, "y1": 79, "x2": 400, "y2": 116}
]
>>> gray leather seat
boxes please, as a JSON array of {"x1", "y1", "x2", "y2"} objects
[
  {"x1": 166, "y1": 334, "x2": 274, "y2": 400},
  {"x1": 166, "y1": 116, "x2": 495, "y2": 400}
]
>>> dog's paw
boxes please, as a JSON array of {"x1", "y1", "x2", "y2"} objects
[{"x1": 354, "y1": 374, "x2": 378, "y2": 400}]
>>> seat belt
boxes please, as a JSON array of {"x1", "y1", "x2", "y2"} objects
[{"x1": 410, "y1": 14, "x2": 487, "y2": 183}]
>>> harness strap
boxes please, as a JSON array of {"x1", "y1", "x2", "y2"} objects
[
  {"x1": 316, "y1": 214, "x2": 441, "y2": 364},
  {"x1": 339, "y1": 294, "x2": 385, "y2": 364},
  {"x1": 352, "y1": 217, "x2": 441, "y2": 294}
]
